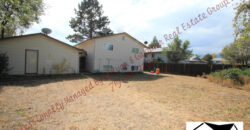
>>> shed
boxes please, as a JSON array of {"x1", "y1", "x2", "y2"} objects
[{"x1": 0, "y1": 33, "x2": 86, "y2": 75}]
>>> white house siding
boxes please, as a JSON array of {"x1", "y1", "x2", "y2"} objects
[
  {"x1": 0, "y1": 35, "x2": 80, "y2": 75},
  {"x1": 93, "y1": 34, "x2": 144, "y2": 73}
]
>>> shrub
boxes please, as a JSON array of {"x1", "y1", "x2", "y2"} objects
[
  {"x1": 211, "y1": 71, "x2": 222, "y2": 78},
  {"x1": 241, "y1": 68, "x2": 250, "y2": 76},
  {"x1": 222, "y1": 68, "x2": 241, "y2": 82},
  {"x1": 0, "y1": 52, "x2": 9, "y2": 75},
  {"x1": 209, "y1": 68, "x2": 250, "y2": 89},
  {"x1": 52, "y1": 59, "x2": 70, "y2": 74}
]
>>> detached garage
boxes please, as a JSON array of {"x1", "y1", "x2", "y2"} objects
[{"x1": 0, "y1": 33, "x2": 86, "y2": 75}]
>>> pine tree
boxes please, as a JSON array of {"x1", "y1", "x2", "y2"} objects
[
  {"x1": 149, "y1": 36, "x2": 161, "y2": 48},
  {"x1": 67, "y1": 0, "x2": 112, "y2": 43}
]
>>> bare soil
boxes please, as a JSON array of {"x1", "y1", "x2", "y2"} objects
[{"x1": 0, "y1": 73, "x2": 249, "y2": 130}]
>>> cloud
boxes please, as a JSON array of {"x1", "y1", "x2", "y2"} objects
[{"x1": 25, "y1": 0, "x2": 237, "y2": 55}]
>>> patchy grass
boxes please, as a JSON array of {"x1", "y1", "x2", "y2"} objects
[
  {"x1": 0, "y1": 73, "x2": 249, "y2": 130},
  {"x1": 15, "y1": 108, "x2": 28, "y2": 117}
]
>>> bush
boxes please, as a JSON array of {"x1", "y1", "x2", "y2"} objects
[
  {"x1": 241, "y1": 68, "x2": 250, "y2": 76},
  {"x1": 211, "y1": 71, "x2": 223, "y2": 78},
  {"x1": 222, "y1": 68, "x2": 241, "y2": 82},
  {"x1": 210, "y1": 68, "x2": 250, "y2": 88},
  {"x1": 0, "y1": 52, "x2": 9, "y2": 75}
]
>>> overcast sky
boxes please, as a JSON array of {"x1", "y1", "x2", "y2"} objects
[{"x1": 25, "y1": 0, "x2": 238, "y2": 56}]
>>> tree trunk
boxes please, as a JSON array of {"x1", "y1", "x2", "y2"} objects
[
  {"x1": 1, "y1": 20, "x2": 7, "y2": 39},
  {"x1": 89, "y1": 20, "x2": 93, "y2": 39}
]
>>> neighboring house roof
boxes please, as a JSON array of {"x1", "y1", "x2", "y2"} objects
[
  {"x1": 74, "y1": 32, "x2": 148, "y2": 48},
  {"x1": 212, "y1": 58, "x2": 227, "y2": 62},
  {"x1": 0, "y1": 33, "x2": 87, "y2": 55},
  {"x1": 144, "y1": 48, "x2": 163, "y2": 53},
  {"x1": 188, "y1": 56, "x2": 207, "y2": 63},
  {"x1": 189, "y1": 56, "x2": 202, "y2": 61}
]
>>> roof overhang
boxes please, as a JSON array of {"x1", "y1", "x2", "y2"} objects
[
  {"x1": 0, "y1": 33, "x2": 87, "y2": 56},
  {"x1": 74, "y1": 32, "x2": 149, "y2": 48}
]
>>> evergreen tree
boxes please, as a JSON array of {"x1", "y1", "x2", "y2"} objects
[
  {"x1": 67, "y1": 0, "x2": 112, "y2": 43},
  {"x1": 149, "y1": 36, "x2": 161, "y2": 48}
]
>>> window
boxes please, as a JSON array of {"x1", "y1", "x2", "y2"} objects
[
  {"x1": 131, "y1": 66, "x2": 138, "y2": 71},
  {"x1": 132, "y1": 48, "x2": 139, "y2": 53},
  {"x1": 103, "y1": 65, "x2": 113, "y2": 71},
  {"x1": 104, "y1": 44, "x2": 113, "y2": 51}
]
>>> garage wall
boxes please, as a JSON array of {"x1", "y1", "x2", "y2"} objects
[{"x1": 0, "y1": 35, "x2": 80, "y2": 75}]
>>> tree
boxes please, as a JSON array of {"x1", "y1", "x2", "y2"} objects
[
  {"x1": 162, "y1": 37, "x2": 192, "y2": 63},
  {"x1": 211, "y1": 53, "x2": 217, "y2": 59},
  {"x1": 221, "y1": 43, "x2": 238, "y2": 64},
  {"x1": 221, "y1": 42, "x2": 249, "y2": 65},
  {"x1": 0, "y1": 0, "x2": 44, "y2": 39},
  {"x1": 96, "y1": 28, "x2": 113, "y2": 37},
  {"x1": 192, "y1": 54, "x2": 200, "y2": 59},
  {"x1": 221, "y1": 0, "x2": 250, "y2": 66},
  {"x1": 67, "y1": 0, "x2": 112, "y2": 43},
  {"x1": 233, "y1": 0, "x2": 249, "y2": 39},
  {"x1": 202, "y1": 54, "x2": 213, "y2": 64},
  {"x1": 149, "y1": 36, "x2": 161, "y2": 48},
  {"x1": 233, "y1": 0, "x2": 249, "y2": 66}
]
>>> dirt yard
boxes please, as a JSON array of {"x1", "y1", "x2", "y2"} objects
[{"x1": 0, "y1": 73, "x2": 249, "y2": 130}]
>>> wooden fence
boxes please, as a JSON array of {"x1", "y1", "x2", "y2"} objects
[{"x1": 144, "y1": 63, "x2": 248, "y2": 76}]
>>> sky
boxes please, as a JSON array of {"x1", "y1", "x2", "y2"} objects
[{"x1": 25, "y1": 0, "x2": 238, "y2": 56}]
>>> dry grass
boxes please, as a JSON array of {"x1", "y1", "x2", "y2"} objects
[{"x1": 0, "y1": 73, "x2": 249, "y2": 130}]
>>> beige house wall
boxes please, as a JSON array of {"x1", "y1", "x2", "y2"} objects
[
  {"x1": 0, "y1": 35, "x2": 80, "y2": 75},
  {"x1": 93, "y1": 34, "x2": 145, "y2": 72}
]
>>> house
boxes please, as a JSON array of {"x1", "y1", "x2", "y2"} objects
[
  {"x1": 144, "y1": 48, "x2": 168, "y2": 63},
  {"x1": 212, "y1": 58, "x2": 228, "y2": 64},
  {"x1": 179, "y1": 56, "x2": 206, "y2": 64},
  {"x1": 182, "y1": 56, "x2": 207, "y2": 64},
  {"x1": 0, "y1": 33, "x2": 86, "y2": 75},
  {"x1": 75, "y1": 32, "x2": 147, "y2": 73}
]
